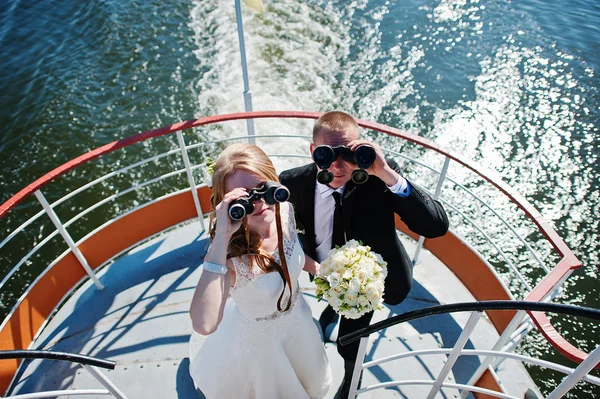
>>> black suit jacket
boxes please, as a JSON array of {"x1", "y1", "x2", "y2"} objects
[{"x1": 280, "y1": 160, "x2": 449, "y2": 305}]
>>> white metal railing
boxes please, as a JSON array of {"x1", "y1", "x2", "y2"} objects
[
  {"x1": 0, "y1": 146, "x2": 214, "y2": 290},
  {"x1": 0, "y1": 146, "x2": 186, "y2": 290},
  {"x1": 0, "y1": 166, "x2": 191, "y2": 292},
  {"x1": 0, "y1": 114, "x2": 590, "y2": 398},
  {"x1": 0, "y1": 350, "x2": 128, "y2": 399},
  {"x1": 344, "y1": 303, "x2": 600, "y2": 399},
  {"x1": 375, "y1": 145, "x2": 547, "y2": 297},
  {"x1": 0, "y1": 148, "x2": 182, "y2": 253},
  {"x1": 436, "y1": 196, "x2": 531, "y2": 291},
  {"x1": 350, "y1": 346, "x2": 600, "y2": 398},
  {"x1": 6, "y1": 390, "x2": 116, "y2": 399},
  {"x1": 176, "y1": 130, "x2": 205, "y2": 229},
  {"x1": 34, "y1": 190, "x2": 103, "y2": 289},
  {"x1": 384, "y1": 147, "x2": 549, "y2": 273},
  {"x1": 0, "y1": 185, "x2": 209, "y2": 334},
  {"x1": 412, "y1": 156, "x2": 451, "y2": 265},
  {"x1": 1, "y1": 131, "x2": 564, "y2": 319}
]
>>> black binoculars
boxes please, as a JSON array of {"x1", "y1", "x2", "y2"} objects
[
  {"x1": 228, "y1": 181, "x2": 291, "y2": 220},
  {"x1": 313, "y1": 144, "x2": 376, "y2": 185}
]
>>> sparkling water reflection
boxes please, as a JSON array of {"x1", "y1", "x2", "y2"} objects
[{"x1": 1, "y1": 0, "x2": 598, "y2": 396}]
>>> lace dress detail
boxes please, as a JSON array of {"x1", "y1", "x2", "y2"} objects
[
  {"x1": 189, "y1": 201, "x2": 331, "y2": 399},
  {"x1": 231, "y1": 202, "x2": 297, "y2": 290},
  {"x1": 230, "y1": 256, "x2": 263, "y2": 289}
]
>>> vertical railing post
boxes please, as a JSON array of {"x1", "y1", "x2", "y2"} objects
[
  {"x1": 34, "y1": 190, "x2": 104, "y2": 289},
  {"x1": 413, "y1": 157, "x2": 450, "y2": 265},
  {"x1": 84, "y1": 365, "x2": 129, "y2": 399},
  {"x1": 235, "y1": 0, "x2": 256, "y2": 144},
  {"x1": 348, "y1": 336, "x2": 369, "y2": 399},
  {"x1": 176, "y1": 131, "x2": 206, "y2": 231},
  {"x1": 433, "y1": 157, "x2": 450, "y2": 200},
  {"x1": 412, "y1": 236, "x2": 425, "y2": 266},
  {"x1": 460, "y1": 310, "x2": 527, "y2": 398},
  {"x1": 546, "y1": 345, "x2": 600, "y2": 399},
  {"x1": 426, "y1": 311, "x2": 482, "y2": 399}
]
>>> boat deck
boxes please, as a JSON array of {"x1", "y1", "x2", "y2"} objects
[{"x1": 8, "y1": 218, "x2": 539, "y2": 398}]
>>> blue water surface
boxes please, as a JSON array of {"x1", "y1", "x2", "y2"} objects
[{"x1": 1, "y1": 0, "x2": 598, "y2": 396}]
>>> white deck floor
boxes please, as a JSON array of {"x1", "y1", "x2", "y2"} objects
[{"x1": 8, "y1": 218, "x2": 539, "y2": 398}]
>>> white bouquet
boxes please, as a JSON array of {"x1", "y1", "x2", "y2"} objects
[{"x1": 314, "y1": 239, "x2": 388, "y2": 319}]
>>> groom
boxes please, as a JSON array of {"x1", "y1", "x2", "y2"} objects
[{"x1": 279, "y1": 111, "x2": 449, "y2": 398}]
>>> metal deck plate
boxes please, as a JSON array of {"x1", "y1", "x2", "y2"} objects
[{"x1": 9, "y1": 219, "x2": 539, "y2": 398}]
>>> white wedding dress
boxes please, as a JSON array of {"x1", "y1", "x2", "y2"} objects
[{"x1": 189, "y1": 202, "x2": 331, "y2": 398}]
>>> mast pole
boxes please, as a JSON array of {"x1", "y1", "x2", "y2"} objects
[{"x1": 235, "y1": 0, "x2": 256, "y2": 144}]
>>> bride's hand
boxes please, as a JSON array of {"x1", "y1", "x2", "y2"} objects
[
  {"x1": 213, "y1": 188, "x2": 247, "y2": 239},
  {"x1": 303, "y1": 254, "x2": 320, "y2": 275}
]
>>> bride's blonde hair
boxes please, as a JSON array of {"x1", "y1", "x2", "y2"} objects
[{"x1": 210, "y1": 143, "x2": 291, "y2": 310}]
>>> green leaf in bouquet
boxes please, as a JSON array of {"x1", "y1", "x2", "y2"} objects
[
  {"x1": 206, "y1": 157, "x2": 215, "y2": 176},
  {"x1": 314, "y1": 277, "x2": 329, "y2": 288}
]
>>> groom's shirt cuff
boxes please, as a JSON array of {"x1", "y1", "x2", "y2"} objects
[{"x1": 387, "y1": 175, "x2": 412, "y2": 197}]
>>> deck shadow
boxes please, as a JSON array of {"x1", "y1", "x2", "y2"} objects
[{"x1": 9, "y1": 227, "x2": 208, "y2": 395}]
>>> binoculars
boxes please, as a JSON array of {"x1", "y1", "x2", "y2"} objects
[
  {"x1": 313, "y1": 144, "x2": 376, "y2": 185},
  {"x1": 228, "y1": 181, "x2": 291, "y2": 220}
]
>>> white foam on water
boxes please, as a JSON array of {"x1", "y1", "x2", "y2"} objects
[
  {"x1": 188, "y1": 0, "x2": 351, "y2": 168},
  {"x1": 187, "y1": 0, "x2": 425, "y2": 171},
  {"x1": 187, "y1": 0, "x2": 594, "y2": 242}
]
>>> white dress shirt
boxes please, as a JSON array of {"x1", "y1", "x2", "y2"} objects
[
  {"x1": 314, "y1": 182, "x2": 345, "y2": 262},
  {"x1": 313, "y1": 175, "x2": 411, "y2": 262}
]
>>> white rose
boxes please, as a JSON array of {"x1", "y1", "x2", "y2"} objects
[
  {"x1": 319, "y1": 262, "x2": 332, "y2": 277},
  {"x1": 345, "y1": 247, "x2": 358, "y2": 261},
  {"x1": 358, "y1": 295, "x2": 370, "y2": 307},
  {"x1": 348, "y1": 277, "x2": 361, "y2": 296},
  {"x1": 331, "y1": 285, "x2": 343, "y2": 296},
  {"x1": 333, "y1": 264, "x2": 345, "y2": 276},
  {"x1": 357, "y1": 269, "x2": 369, "y2": 285},
  {"x1": 333, "y1": 251, "x2": 346, "y2": 265},
  {"x1": 327, "y1": 272, "x2": 341, "y2": 288},
  {"x1": 356, "y1": 257, "x2": 368, "y2": 270},
  {"x1": 344, "y1": 308, "x2": 362, "y2": 319},
  {"x1": 344, "y1": 294, "x2": 358, "y2": 306},
  {"x1": 346, "y1": 239, "x2": 359, "y2": 249},
  {"x1": 366, "y1": 262, "x2": 378, "y2": 279},
  {"x1": 373, "y1": 296, "x2": 384, "y2": 308},
  {"x1": 366, "y1": 283, "x2": 380, "y2": 302},
  {"x1": 342, "y1": 268, "x2": 354, "y2": 279},
  {"x1": 329, "y1": 295, "x2": 342, "y2": 309}
]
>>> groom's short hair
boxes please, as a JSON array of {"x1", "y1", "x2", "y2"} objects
[{"x1": 313, "y1": 111, "x2": 360, "y2": 141}]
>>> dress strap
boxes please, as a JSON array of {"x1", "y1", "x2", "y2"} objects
[{"x1": 275, "y1": 202, "x2": 292, "y2": 312}]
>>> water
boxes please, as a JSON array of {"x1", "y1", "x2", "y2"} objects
[{"x1": 1, "y1": 0, "x2": 598, "y2": 396}]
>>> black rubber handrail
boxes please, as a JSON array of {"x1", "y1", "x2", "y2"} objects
[
  {"x1": 0, "y1": 350, "x2": 116, "y2": 370},
  {"x1": 338, "y1": 300, "x2": 600, "y2": 346}
]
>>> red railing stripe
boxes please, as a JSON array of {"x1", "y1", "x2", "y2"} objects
[
  {"x1": 0, "y1": 111, "x2": 321, "y2": 218},
  {"x1": 353, "y1": 118, "x2": 578, "y2": 260},
  {"x1": 0, "y1": 110, "x2": 586, "y2": 363}
]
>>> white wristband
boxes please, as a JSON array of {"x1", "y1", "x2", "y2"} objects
[{"x1": 203, "y1": 261, "x2": 228, "y2": 275}]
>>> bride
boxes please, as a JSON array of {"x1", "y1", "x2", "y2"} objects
[{"x1": 189, "y1": 143, "x2": 331, "y2": 398}]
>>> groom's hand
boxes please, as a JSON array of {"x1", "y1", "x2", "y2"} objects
[{"x1": 347, "y1": 139, "x2": 400, "y2": 187}]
